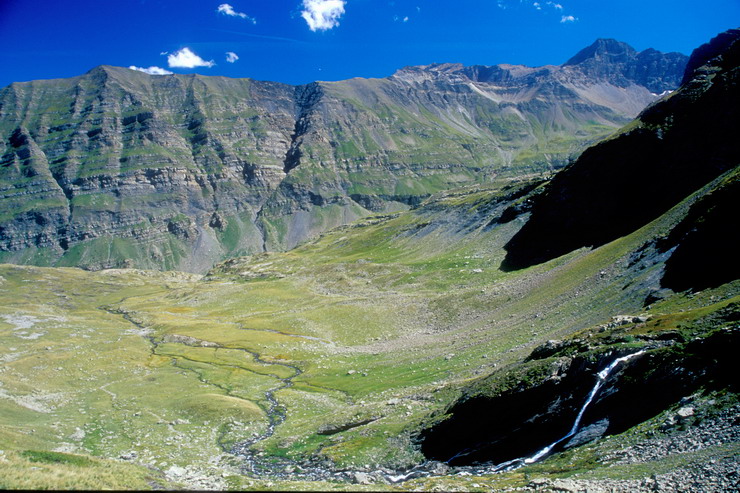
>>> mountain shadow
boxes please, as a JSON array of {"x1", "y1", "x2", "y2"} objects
[{"x1": 501, "y1": 29, "x2": 740, "y2": 273}]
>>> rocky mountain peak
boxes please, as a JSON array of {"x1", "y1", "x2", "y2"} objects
[
  {"x1": 564, "y1": 38, "x2": 637, "y2": 66},
  {"x1": 391, "y1": 39, "x2": 686, "y2": 93},
  {"x1": 562, "y1": 38, "x2": 687, "y2": 93}
]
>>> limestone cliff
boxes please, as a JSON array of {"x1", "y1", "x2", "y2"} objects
[{"x1": 0, "y1": 40, "x2": 687, "y2": 272}]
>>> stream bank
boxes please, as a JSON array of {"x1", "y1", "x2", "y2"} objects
[{"x1": 419, "y1": 324, "x2": 739, "y2": 470}]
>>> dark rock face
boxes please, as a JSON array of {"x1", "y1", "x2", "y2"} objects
[
  {"x1": 0, "y1": 40, "x2": 687, "y2": 272},
  {"x1": 502, "y1": 29, "x2": 740, "y2": 273},
  {"x1": 420, "y1": 327, "x2": 739, "y2": 467},
  {"x1": 682, "y1": 28, "x2": 740, "y2": 85},
  {"x1": 659, "y1": 170, "x2": 740, "y2": 291},
  {"x1": 420, "y1": 362, "x2": 597, "y2": 465}
]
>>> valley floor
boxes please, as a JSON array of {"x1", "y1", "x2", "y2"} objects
[{"x1": 0, "y1": 177, "x2": 738, "y2": 491}]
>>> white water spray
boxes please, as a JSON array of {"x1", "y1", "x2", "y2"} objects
[{"x1": 490, "y1": 350, "x2": 645, "y2": 472}]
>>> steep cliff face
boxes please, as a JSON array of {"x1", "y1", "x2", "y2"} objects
[
  {"x1": 0, "y1": 68, "x2": 297, "y2": 271},
  {"x1": 0, "y1": 40, "x2": 687, "y2": 272}
]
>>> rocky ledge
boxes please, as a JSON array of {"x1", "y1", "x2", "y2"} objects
[{"x1": 515, "y1": 402, "x2": 740, "y2": 492}]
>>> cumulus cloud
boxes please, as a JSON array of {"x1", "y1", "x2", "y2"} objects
[
  {"x1": 560, "y1": 14, "x2": 577, "y2": 22},
  {"x1": 225, "y1": 51, "x2": 239, "y2": 63},
  {"x1": 547, "y1": 2, "x2": 564, "y2": 9},
  {"x1": 129, "y1": 65, "x2": 173, "y2": 75},
  {"x1": 217, "y1": 3, "x2": 256, "y2": 23},
  {"x1": 301, "y1": 0, "x2": 346, "y2": 31},
  {"x1": 167, "y1": 48, "x2": 215, "y2": 68},
  {"x1": 533, "y1": 2, "x2": 542, "y2": 10}
]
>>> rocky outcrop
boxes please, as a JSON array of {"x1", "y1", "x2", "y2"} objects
[
  {"x1": 0, "y1": 40, "x2": 687, "y2": 272},
  {"x1": 420, "y1": 318, "x2": 739, "y2": 467}
]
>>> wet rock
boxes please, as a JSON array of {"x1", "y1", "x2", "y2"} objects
[
  {"x1": 429, "y1": 461, "x2": 450, "y2": 475},
  {"x1": 565, "y1": 418, "x2": 609, "y2": 449}
]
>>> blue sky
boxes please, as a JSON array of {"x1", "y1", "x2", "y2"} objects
[{"x1": 0, "y1": 0, "x2": 738, "y2": 87}]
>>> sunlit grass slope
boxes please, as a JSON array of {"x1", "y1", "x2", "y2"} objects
[{"x1": 0, "y1": 172, "x2": 737, "y2": 489}]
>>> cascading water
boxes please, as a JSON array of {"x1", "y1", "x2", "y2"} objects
[{"x1": 485, "y1": 350, "x2": 645, "y2": 473}]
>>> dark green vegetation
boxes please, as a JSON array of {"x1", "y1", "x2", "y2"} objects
[
  {"x1": 0, "y1": 39, "x2": 686, "y2": 272},
  {"x1": 0, "y1": 31, "x2": 737, "y2": 491}
]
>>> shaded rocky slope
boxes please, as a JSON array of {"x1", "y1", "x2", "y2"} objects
[
  {"x1": 421, "y1": 312, "x2": 739, "y2": 467},
  {"x1": 0, "y1": 40, "x2": 686, "y2": 272},
  {"x1": 503, "y1": 29, "x2": 740, "y2": 271},
  {"x1": 415, "y1": 29, "x2": 740, "y2": 481}
]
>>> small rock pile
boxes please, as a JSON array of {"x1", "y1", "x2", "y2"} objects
[{"x1": 511, "y1": 403, "x2": 740, "y2": 492}]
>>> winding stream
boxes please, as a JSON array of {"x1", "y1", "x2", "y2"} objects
[{"x1": 103, "y1": 302, "x2": 648, "y2": 484}]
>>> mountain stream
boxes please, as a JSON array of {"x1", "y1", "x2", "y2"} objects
[
  {"x1": 230, "y1": 350, "x2": 646, "y2": 484},
  {"x1": 104, "y1": 303, "x2": 647, "y2": 484}
]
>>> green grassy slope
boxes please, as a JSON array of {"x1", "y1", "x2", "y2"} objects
[{"x1": 1, "y1": 166, "x2": 737, "y2": 489}]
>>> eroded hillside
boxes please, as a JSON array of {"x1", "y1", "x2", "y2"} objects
[
  {"x1": 0, "y1": 31, "x2": 737, "y2": 492},
  {"x1": 0, "y1": 40, "x2": 686, "y2": 272}
]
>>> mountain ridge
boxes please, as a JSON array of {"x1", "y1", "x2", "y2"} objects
[
  {"x1": 0, "y1": 39, "x2": 687, "y2": 272},
  {"x1": 502, "y1": 29, "x2": 740, "y2": 272}
]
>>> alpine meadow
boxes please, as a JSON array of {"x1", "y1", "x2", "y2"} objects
[{"x1": 0, "y1": 7, "x2": 739, "y2": 491}]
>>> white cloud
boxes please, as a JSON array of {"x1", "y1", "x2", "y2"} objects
[
  {"x1": 403, "y1": 16, "x2": 409, "y2": 22},
  {"x1": 533, "y1": 2, "x2": 542, "y2": 10},
  {"x1": 167, "y1": 48, "x2": 215, "y2": 68},
  {"x1": 217, "y1": 3, "x2": 256, "y2": 23},
  {"x1": 560, "y1": 14, "x2": 577, "y2": 22},
  {"x1": 301, "y1": 0, "x2": 346, "y2": 31},
  {"x1": 129, "y1": 65, "x2": 173, "y2": 75},
  {"x1": 225, "y1": 51, "x2": 239, "y2": 63}
]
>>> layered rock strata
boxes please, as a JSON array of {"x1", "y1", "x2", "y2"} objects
[{"x1": 0, "y1": 40, "x2": 687, "y2": 271}]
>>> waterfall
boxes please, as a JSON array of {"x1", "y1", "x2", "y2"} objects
[{"x1": 489, "y1": 350, "x2": 645, "y2": 472}]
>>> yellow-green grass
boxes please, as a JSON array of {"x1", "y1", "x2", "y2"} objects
[
  {"x1": 0, "y1": 174, "x2": 737, "y2": 487},
  {"x1": 0, "y1": 449, "x2": 169, "y2": 490}
]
